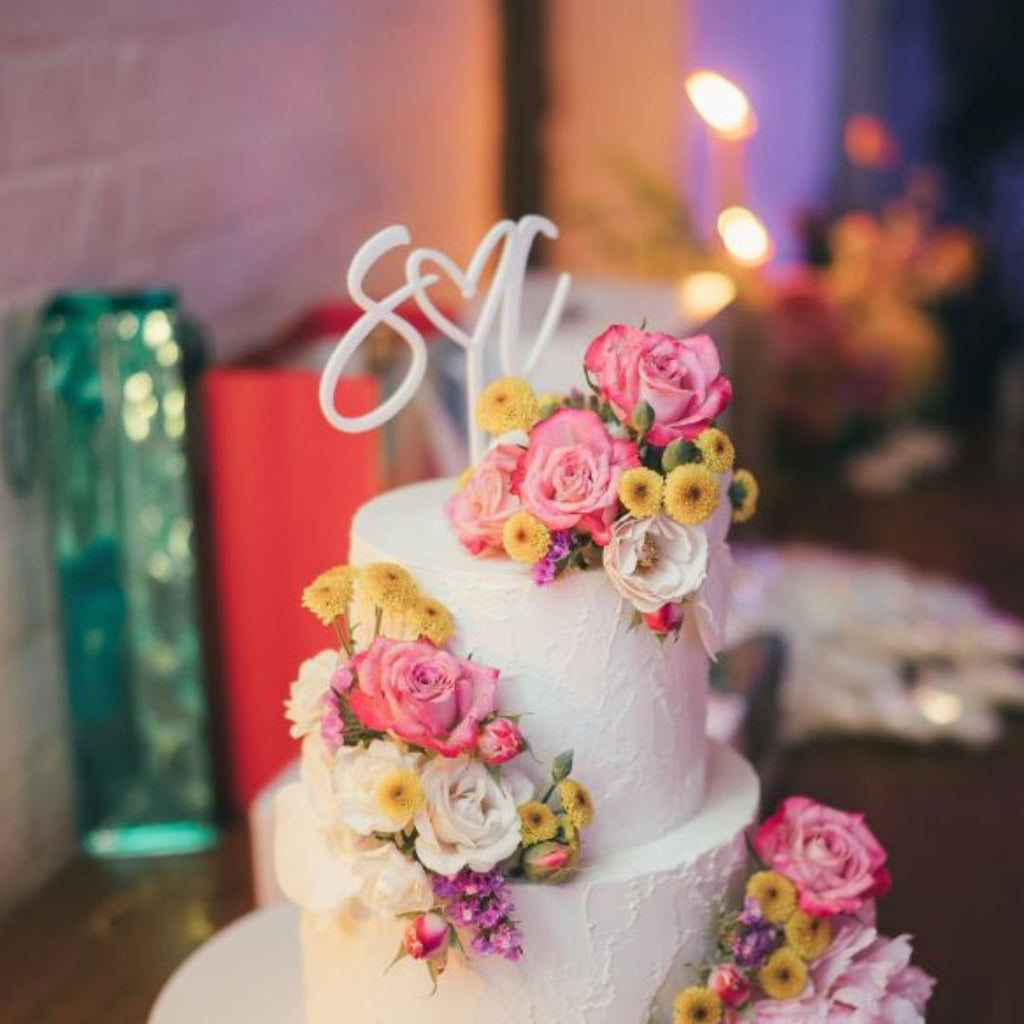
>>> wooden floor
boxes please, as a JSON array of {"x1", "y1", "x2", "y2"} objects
[{"x1": 1, "y1": 466, "x2": 1021, "y2": 1023}]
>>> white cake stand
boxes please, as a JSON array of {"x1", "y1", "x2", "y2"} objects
[{"x1": 149, "y1": 904, "x2": 303, "y2": 1023}]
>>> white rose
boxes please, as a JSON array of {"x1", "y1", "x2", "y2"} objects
[
  {"x1": 602, "y1": 514, "x2": 709, "y2": 614},
  {"x1": 414, "y1": 756, "x2": 521, "y2": 874},
  {"x1": 333, "y1": 739, "x2": 423, "y2": 835},
  {"x1": 284, "y1": 649, "x2": 338, "y2": 738},
  {"x1": 357, "y1": 842, "x2": 433, "y2": 918}
]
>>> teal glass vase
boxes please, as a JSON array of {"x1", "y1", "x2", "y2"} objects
[{"x1": 37, "y1": 289, "x2": 218, "y2": 857}]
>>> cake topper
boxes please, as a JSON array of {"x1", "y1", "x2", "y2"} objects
[{"x1": 318, "y1": 216, "x2": 571, "y2": 462}]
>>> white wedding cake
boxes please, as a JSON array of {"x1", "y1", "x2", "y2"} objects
[{"x1": 274, "y1": 218, "x2": 763, "y2": 1023}]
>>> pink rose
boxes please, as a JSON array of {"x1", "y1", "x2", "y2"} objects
[
  {"x1": 445, "y1": 444, "x2": 521, "y2": 556},
  {"x1": 477, "y1": 717, "x2": 525, "y2": 764},
  {"x1": 403, "y1": 912, "x2": 450, "y2": 961},
  {"x1": 708, "y1": 964, "x2": 750, "y2": 1009},
  {"x1": 331, "y1": 663, "x2": 354, "y2": 693},
  {"x1": 753, "y1": 797, "x2": 892, "y2": 917},
  {"x1": 348, "y1": 637, "x2": 498, "y2": 757},
  {"x1": 641, "y1": 602, "x2": 684, "y2": 635},
  {"x1": 584, "y1": 326, "x2": 732, "y2": 445},
  {"x1": 513, "y1": 408, "x2": 639, "y2": 545}
]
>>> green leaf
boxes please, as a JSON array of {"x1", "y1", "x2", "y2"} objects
[
  {"x1": 662, "y1": 439, "x2": 697, "y2": 472},
  {"x1": 551, "y1": 749, "x2": 574, "y2": 783},
  {"x1": 632, "y1": 399, "x2": 654, "y2": 434},
  {"x1": 385, "y1": 940, "x2": 407, "y2": 974},
  {"x1": 728, "y1": 478, "x2": 747, "y2": 509}
]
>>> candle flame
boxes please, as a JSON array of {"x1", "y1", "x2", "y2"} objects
[
  {"x1": 685, "y1": 71, "x2": 756, "y2": 139},
  {"x1": 717, "y1": 207, "x2": 771, "y2": 266},
  {"x1": 677, "y1": 271, "x2": 737, "y2": 324}
]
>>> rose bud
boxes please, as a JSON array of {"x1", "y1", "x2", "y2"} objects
[
  {"x1": 522, "y1": 841, "x2": 577, "y2": 884},
  {"x1": 402, "y1": 912, "x2": 450, "y2": 962},
  {"x1": 477, "y1": 717, "x2": 525, "y2": 765},
  {"x1": 642, "y1": 602, "x2": 683, "y2": 635},
  {"x1": 708, "y1": 964, "x2": 751, "y2": 1008}
]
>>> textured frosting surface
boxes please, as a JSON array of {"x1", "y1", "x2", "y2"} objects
[
  {"x1": 301, "y1": 742, "x2": 759, "y2": 1024},
  {"x1": 350, "y1": 479, "x2": 713, "y2": 857}
]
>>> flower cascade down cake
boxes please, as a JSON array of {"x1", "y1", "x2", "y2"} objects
[{"x1": 274, "y1": 217, "x2": 932, "y2": 1023}]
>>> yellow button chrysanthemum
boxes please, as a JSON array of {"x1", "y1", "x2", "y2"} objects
[
  {"x1": 672, "y1": 986, "x2": 723, "y2": 1024},
  {"x1": 759, "y1": 947, "x2": 808, "y2": 1000},
  {"x1": 693, "y1": 427, "x2": 735, "y2": 473},
  {"x1": 475, "y1": 377, "x2": 540, "y2": 435},
  {"x1": 557, "y1": 779, "x2": 595, "y2": 830},
  {"x1": 663, "y1": 463, "x2": 720, "y2": 525},
  {"x1": 746, "y1": 870, "x2": 797, "y2": 924},
  {"x1": 374, "y1": 768, "x2": 424, "y2": 825},
  {"x1": 731, "y1": 468, "x2": 759, "y2": 523},
  {"x1": 360, "y1": 562, "x2": 419, "y2": 614},
  {"x1": 618, "y1": 467, "x2": 665, "y2": 518},
  {"x1": 502, "y1": 511, "x2": 551, "y2": 563},
  {"x1": 407, "y1": 596, "x2": 455, "y2": 646},
  {"x1": 518, "y1": 801, "x2": 559, "y2": 846},
  {"x1": 785, "y1": 909, "x2": 832, "y2": 960},
  {"x1": 301, "y1": 565, "x2": 357, "y2": 625}
]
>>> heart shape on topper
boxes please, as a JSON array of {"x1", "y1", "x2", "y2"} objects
[{"x1": 405, "y1": 219, "x2": 517, "y2": 353}]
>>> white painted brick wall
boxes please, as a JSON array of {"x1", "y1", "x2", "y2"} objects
[{"x1": 0, "y1": 0, "x2": 498, "y2": 913}]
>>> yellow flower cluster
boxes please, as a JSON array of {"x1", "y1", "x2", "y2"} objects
[
  {"x1": 664, "y1": 464, "x2": 720, "y2": 525},
  {"x1": 673, "y1": 986, "x2": 722, "y2": 1024},
  {"x1": 557, "y1": 779, "x2": 594, "y2": 830},
  {"x1": 407, "y1": 596, "x2": 455, "y2": 646},
  {"x1": 476, "y1": 377, "x2": 540, "y2": 435},
  {"x1": 618, "y1": 467, "x2": 664, "y2": 518},
  {"x1": 301, "y1": 565, "x2": 358, "y2": 625},
  {"x1": 785, "y1": 910, "x2": 833, "y2": 960},
  {"x1": 361, "y1": 562, "x2": 419, "y2": 614},
  {"x1": 746, "y1": 870, "x2": 797, "y2": 924},
  {"x1": 518, "y1": 801, "x2": 559, "y2": 846},
  {"x1": 693, "y1": 428, "x2": 735, "y2": 473},
  {"x1": 731, "y1": 468, "x2": 759, "y2": 523},
  {"x1": 374, "y1": 768, "x2": 424, "y2": 825},
  {"x1": 759, "y1": 947, "x2": 808, "y2": 1000},
  {"x1": 503, "y1": 510, "x2": 551, "y2": 563}
]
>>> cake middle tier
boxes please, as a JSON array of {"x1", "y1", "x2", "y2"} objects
[{"x1": 349, "y1": 479, "x2": 716, "y2": 857}]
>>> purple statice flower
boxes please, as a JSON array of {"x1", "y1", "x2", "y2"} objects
[
  {"x1": 470, "y1": 932, "x2": 493, "y2": 956},
  {"x1": 738, "y1": 895, "x2": 765, "y2": 927},
  {"x1": 432, "y1": 868, "x2": 523, "y2": 961},
  {"x1": 444, "y1": 898, "x2": 478, "y2": 927},
  {"x1": 431, "y1": 873, "x2": 462, "y2": 901},
  {"x1": 549, "y1": 530, "x2": 572, "y2": 560},
  {"x1": 532, "y1": 557, "x2": 557, "y2": 586},
  {"x1": 732, "y1": 920, "x2": 782, "y2": 968},
  {"x1": 531, "y1": 530, "x2": 573, "y2": 587},
  {"x1": 489, "y1": 922, "x2": 524, "y2": 962}
]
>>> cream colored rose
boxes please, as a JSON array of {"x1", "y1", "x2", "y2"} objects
[
  {"x1": 357, "y1": 842, "x2": 433, "y2": 918},
  {"x1": 414, "y1": 756, "x2": 522, "y2": 874},
  {"x1": 602, "y1": 514, "x2": 709, "y2": 614},
  {"x1": 284, "y1": 649, "x2": 337, "y2": 739},
  {"x1": 333, "y1": 739, "x2": 423, "y2": 835}
]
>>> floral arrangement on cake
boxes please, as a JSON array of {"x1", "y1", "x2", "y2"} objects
[
  {"x1": 446, "y1": 326, "x2": 758, "y2": 645},
  {"x1": 659, "y1": 796, "x2": 934, "y2": 1024},
  {"x1": 275, "y1": 561, "x2": 594, "y2": 987}
]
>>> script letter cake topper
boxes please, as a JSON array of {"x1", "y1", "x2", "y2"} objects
[{"x1": 318, "y1": 215, "x2": 571, "y2": 462}]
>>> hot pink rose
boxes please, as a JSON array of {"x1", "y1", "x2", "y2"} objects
[
  {"x1": 584, "y1": 326, "x2": 732, "y2": 445},
  {"x1": 445, "y1": 444, "x2": 521, "y2": 556},
  {"x1": 403, "y1": 912, "x2": 450, "y2": 961},
  {"x1": 708, "y1": 964, "x2": 750, "y2": 1008},
  {"x1": 642, "y1": 602, "x2": 684, "y2": 635},
  {"x1": 513, "y1": 408, "x2": 639, "y2": 545},
  {"x1": 477, "y1": 717, "x2": 525, "y2": 764},
  {"x1": 348, "y1": 637, "x2": 498, "y2": 757},
  {"x1": 753, "y1": 796, "x2": 892, "y2": 916}
]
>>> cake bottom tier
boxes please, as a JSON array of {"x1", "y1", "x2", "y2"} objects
[{"x1": 300, "y1": 742, "x2": 759, "y2": 1024}]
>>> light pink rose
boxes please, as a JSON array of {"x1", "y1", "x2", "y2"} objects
[
  {"x1": 753, "y1": 797, "x2": 892, "y2": 917},
  {"x1": 709, "y1": 964, "x2": 750, "y2": 1008},
  {"x1": 319, "y1": 698, "x2": 345, "y2": 752},
  {"x1": 753, "y1": 916, "x2": 934, "y2": 1024},
  {"x1": 403, "y1": 911, "x2": 450, "y2": 961},
  {"x1": 445, "y1": 444, "x2": 521, "y2": 556},
  {"x1": 584, "y1": 326, "x2": 732, "y2": 445},
  {"x1": 331, "y1": 663, "x2": 354, "y2": 693},
  {"x1": 348, "y1": 637, "x2": 498, "y2": 757},
  {"x1": 513, "y1": 408, "x2": 639, "y2": 545},
  {"x1": 477, "y1": 717, "x2": 525, "y2": 764}
]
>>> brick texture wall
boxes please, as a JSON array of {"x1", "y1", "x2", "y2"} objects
[{"x1": 0, "y1": 0, "x2": 498, "y2": 913}]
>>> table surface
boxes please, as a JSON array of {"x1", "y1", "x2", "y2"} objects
[{"x1": 1, "y1": 467, "x2": 1022, "y2": 1024}]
